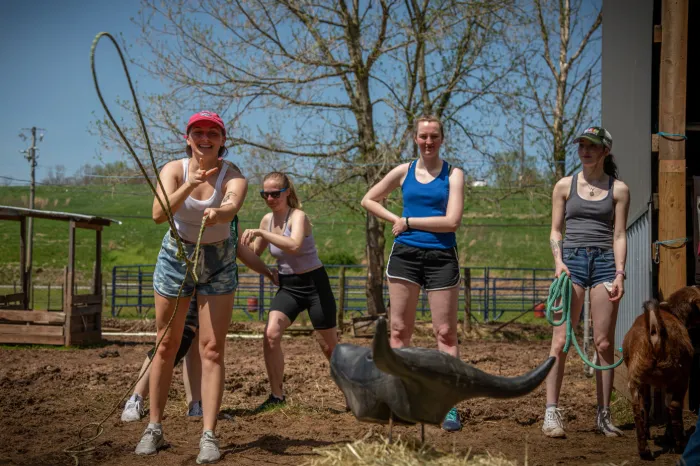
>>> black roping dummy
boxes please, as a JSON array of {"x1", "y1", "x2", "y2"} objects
[{"x1": 331, "y1": 317, "x2": 555, "y2": 428}]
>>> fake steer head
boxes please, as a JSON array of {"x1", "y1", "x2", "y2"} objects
[{"x1": 330, "y1": 317, "x2": 555, "y2": 426}]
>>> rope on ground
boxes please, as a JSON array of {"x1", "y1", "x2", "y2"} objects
[
  {"x1": 63, "y1": 32, "x2": 207, "y2": 466},
  {"x1": 545, "y1": 273, "x2": 623, "y2": 371}
]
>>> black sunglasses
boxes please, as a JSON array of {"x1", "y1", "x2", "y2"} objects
[{"x1": 259, "y1": 187, "x2": 288, "y2": 200}]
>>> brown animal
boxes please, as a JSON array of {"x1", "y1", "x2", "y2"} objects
[
  {"x1": 664, "y1": 286, "x2": 700, "y2": 414},
  {"x1": 622, "y1": 299, "x2": 694, "y2": 459},
  {"x1": 664, "y1": 285, "x2": 700, "y2": 341}
]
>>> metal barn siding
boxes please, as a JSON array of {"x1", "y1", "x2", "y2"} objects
[{"x1": 615, "y1": 207, "x2": 653, "y2": 346}]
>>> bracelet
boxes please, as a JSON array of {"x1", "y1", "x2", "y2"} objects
[
  {"x1": 405, "y1": 217, "x2": 410, "y2": 228},
  {"x1": 615, "y1": 270, "x2": 626, "y2": 279}
]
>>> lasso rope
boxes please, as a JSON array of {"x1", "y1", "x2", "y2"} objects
[
  {"x1": 63, "y1": 32, "x2": 208, "y2": 465},
  {"x1": 546, "y1": 273, "x2": 623, "y2": 371}
]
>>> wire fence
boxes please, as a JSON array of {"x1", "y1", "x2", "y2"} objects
[{"x1": 1, "y1": 264, "x2": 556, "y2": 324}]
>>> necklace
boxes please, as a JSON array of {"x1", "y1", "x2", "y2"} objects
[{"x1": 586, "y1": 182, "x2": 596, "y2": 196}]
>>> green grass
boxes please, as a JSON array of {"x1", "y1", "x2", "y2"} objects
[{"x1": 0, "y1": 183, "x2": 554, "y2": 324}]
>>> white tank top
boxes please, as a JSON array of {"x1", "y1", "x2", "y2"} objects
[{"x1": 173, "y1": 158, "x2": 230, "y2": 244}]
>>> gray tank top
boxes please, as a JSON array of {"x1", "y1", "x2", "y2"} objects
[
  {"x1": 563, "y1": 172, "x2": 615, "y2": 249},
  {"x1": 267, "y1": 209, "x2": 323, "y2": 275}
]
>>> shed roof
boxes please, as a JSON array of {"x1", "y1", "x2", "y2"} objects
[{"x1": 0, "y1": 206, "x2": 121, "y2": 226}]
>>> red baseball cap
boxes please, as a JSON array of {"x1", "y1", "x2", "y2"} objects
[{"x1": 186, "y1": 111, "x2": 226, "y2": 136}]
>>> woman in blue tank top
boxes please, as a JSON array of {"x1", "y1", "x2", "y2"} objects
[
  {"x1": 361, "y1": 115, "x2": 464, "y2": 432},
  {"x1": 542, "y1": 126, "x2": 630, "y2": 440},
  {"x1": 241, "y1": 172, "x2": 338, "y2": 412}
]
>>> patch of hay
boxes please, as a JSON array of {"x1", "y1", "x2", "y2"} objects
[{"x1": 306, "y1": 435, "x2": 518, "y2": 466}]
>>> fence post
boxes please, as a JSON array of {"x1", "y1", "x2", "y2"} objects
[
  {"x1": 258, "y1": 273, "x2": 265, "y2": 321},
  {"x1": 337, "y1": 266, "x2": 346, "y2": 332},
  {"x1": 483, "y1": 268, "x2": 490, "y2": 322},
  {"x1": 462, "y1": 267, "x2": 472, "y2": 333},
  {"x1": 111, "y1": 266, "x2": 117, "y2": 317},
  {"x1": 137, "y1": 266, "x2": 143, "y2": 317},
  {"x1": 491, "y1": 278, "x2": 497, "y2": 321}
]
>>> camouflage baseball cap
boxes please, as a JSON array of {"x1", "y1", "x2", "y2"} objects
[{"x1": 574, "y1": 126, "x2": 613, "y2": 149}]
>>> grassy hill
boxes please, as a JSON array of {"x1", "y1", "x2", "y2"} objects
[{"x1": 0, "y1": 183, "x2": 553, "y2": 285}]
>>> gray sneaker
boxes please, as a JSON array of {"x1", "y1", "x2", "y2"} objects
[
  {"x1": 196, "y1": 430, "x2": 221, "y2": 464},
  {"x1": 134, "y1": 426, "x2": 165, "y2": 455},
  {"x1": 596, "y1": 406, "x2": 623, "y2": 437},
  {"x1": 121, "y1": 394, "x2": 145, "y2": 422},
  {"x1": 188, "y1": 400, "x2": 203, "y2": 417}
]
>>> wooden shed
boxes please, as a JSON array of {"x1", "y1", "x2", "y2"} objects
[
  {"x1": 0, "y1": 206, "x2": 118, "y2": 346},
  {"x1": 603, "y1": 0, "x2": 700, "y2": 404}
]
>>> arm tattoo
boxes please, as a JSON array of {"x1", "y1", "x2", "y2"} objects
[
  {"x1": 221, "y1": 191, "x2": 236, "y2": 206},
  {"x1": 550, "y1": 239, "x2": 562, "y2": 259}
]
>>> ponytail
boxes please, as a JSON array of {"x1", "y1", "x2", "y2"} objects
[{"x1": 603, "y1": 153, "x2": 618, "y2": 179}]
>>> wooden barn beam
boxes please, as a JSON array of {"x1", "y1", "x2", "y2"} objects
[{"x1": 658, "y1": 0, "x2": 688, "y2": 298}]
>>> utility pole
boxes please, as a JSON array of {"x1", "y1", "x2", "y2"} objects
[{"x1": 19, "y1": 127, "x2": 44, "y2": 301}]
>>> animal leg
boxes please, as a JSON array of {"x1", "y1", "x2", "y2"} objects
[
  {"x1": 669, "y1": 389, "x2": 687, "y2": 453},
  {"x1": 631, "y1": 383, "x2": 652, "y2": 459},
  {"x1": 642, "y1": 384, "x2": 651, "y2": 440}
]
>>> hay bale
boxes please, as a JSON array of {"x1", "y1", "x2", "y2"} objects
[{"x1": 306, "y1": 436, "x2": 518, "y2": 466}]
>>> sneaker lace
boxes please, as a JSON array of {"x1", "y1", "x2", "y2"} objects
[
  {"x1": 140, "y1": 427, "x2": 160, "y2": 444},
  {"x1": 545, "y1": 408, "x2": 564, "y2": 425},
  {"x1": 201, "y1": 432, "x2": 219, "y2": 450},
  {"x1": 599, "y1": 408, "x2": 615, "y2": 427}
]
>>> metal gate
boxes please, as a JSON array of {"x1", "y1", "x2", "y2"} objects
[{"x1": 615, "y1": 206, "x2": 653, "y2": 346}]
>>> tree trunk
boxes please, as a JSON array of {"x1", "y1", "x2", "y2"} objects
[{"x1": 365, "y1": 212, "x2": 386, "y2": 316}]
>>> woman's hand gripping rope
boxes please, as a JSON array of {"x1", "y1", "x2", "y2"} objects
[
  {"x1": 546, "y1": 273, "x2": 623, "y2": 371},
  {"x1": 64, "y1": 33, "x2": 209, "y2": 466}
]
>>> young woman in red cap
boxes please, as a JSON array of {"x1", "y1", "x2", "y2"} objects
[{"x1": 134, "y1": 111, "x2": 247, "y2": 464}]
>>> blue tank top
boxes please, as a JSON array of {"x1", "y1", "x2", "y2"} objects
[{"x1": 395, "y1": 160, "x2": 456, "y2": 249}]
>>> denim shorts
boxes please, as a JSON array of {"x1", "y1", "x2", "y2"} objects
[
  {"x1": 562, "y1": 247, "x2": 616, "y2": 289},
  {"x1": 153, "y1": 232, "x2": 238, "y2": 298}
]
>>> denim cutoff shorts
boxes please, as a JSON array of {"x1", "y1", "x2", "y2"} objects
[
  {"x1": 153, "y1": 232, "x2": 238, "y2": 298},
  {"x1": 562, "y1": 246, "x2": 616, "y2": 289}
]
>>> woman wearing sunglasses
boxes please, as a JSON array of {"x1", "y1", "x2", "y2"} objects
[
  {"x1": 241, "y1": 172, "x2": 338, "y2": 412},
  {"x1": 135, "y1": 111, "x2": 247, "y2": 464},
  {"x1": 361, "y1": 115, "x2": 464, "y2": 432}
]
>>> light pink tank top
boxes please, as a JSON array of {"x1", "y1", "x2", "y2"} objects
[
  {"x1": 267, "y1": 209, "x2": 322, "y2": 275},
  {"x1": 173, "y1": 158, "x2": 230, "y2": 243}
]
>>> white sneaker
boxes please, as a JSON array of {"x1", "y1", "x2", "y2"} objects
[
  {"x1": 596, "y1": 406, "x2": 623, "y2": 437},
  {"x1": 196, "y1": 430, "x2": 221, "y2": 464},
  {"x1": 121, "y1": 394, "x2": 145, "y2": 422},
  {"x1": 542, "y1": 407, "x2": 566, "y2": 438}
]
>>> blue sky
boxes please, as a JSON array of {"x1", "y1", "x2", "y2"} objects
[
  {"x1": 1, "y1": 1, "x2": 601, "y2": 186},
  {"x1": 0, "y1": 0, "x2": 161, "y2": 183}
]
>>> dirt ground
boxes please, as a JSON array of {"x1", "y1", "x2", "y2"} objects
[{"x1": 0, "y1": 321, "x2": 694, "y2": 466}]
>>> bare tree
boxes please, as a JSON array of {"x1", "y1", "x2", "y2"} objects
[
  {"x1": 514, "y1": 0, "x2": 601, "y2": 179},
  {"x1": 95, "y1": 0, "x2": 516, "y2": 315}
]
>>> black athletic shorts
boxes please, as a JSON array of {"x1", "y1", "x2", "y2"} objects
[
  {"x1": 386, "y1": 242, "x2": 460, "y2": 290},
  {"x1": 147, "y1": 297, "x2": 199, "y2": 366},
  {"x1": 270, "y1": 266, "x2": 337, "y2": 330}
]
